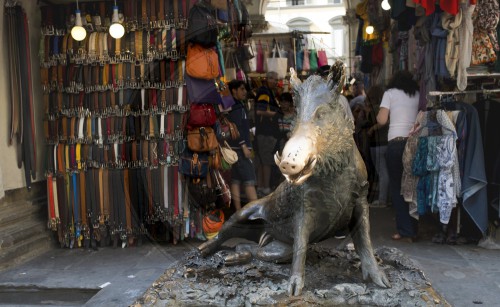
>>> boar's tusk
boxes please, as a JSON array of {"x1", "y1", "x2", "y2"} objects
[
  {"x1": 289, "y1": 68, "x2": 302, "y2": 90},
  {"x1": 274, "y1": 151, "x2": 282, "y2": 166}
]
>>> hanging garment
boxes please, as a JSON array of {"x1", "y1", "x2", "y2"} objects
[
  {"x1": 457, "y1": 4, "x2": 476, "y2": 91},
  {"x1": 455, "y1": 102, "x2": 488, "y2": 234},
  {"x1": 436, "y1": 134, "x2": 459, "y2": 224},
  {"x1": 431, "y1": 10, "x2": 451, "y2": 78},
  {"x1": 442, "y1": 10, "x2": 462, "y2": 77}
]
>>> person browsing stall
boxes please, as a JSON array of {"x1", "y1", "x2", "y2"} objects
[
  {"x1": 376, "y1": 70, "x2": 420, "y2": 242},
  {"x1": 254, "y1": 71, "x2": 282, "y2": 196},
  {"x1": 226, "y1": 80, "x2": 258, "y2": 210}
]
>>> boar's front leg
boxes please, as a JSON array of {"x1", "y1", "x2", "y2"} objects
[
  {"x1": 350, "y1": 198, "x2": 391, "y2": 288},
  {"x1": 288, "y1": 204, "x2": 314, "y2": 296}
]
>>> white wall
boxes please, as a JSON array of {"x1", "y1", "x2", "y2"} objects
[{"x1": 0, "y1": 0, "x2": 44, "y2": 193}]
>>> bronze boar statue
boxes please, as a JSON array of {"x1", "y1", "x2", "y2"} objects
[{"x1": 198, "y1": 61, "x2": 390, "y2": 296}]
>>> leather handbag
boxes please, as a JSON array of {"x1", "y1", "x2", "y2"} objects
[
  {"x1": 188, "y1": 104, "x2": 217, "y2": 128},
  {"x1": 186, "y1": 43, "x2": 220, "y2": 80},
  {"x1": 185, "y1": 74, "x2": 223, "y2": 104},
  {"x1": 218, "y1": 116, "x2": 240, "y2": 140},
  {"x1": 179, "y1": 149, "x2": 209, "y2": 178},
  {"x1": 210, "y1": 146, "x2": 222, "y2": 170},
  {"x1": 187, "y1": 127, "x2": 219, "y2": 152}
]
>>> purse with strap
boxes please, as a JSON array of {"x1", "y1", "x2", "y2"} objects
[
  {"x1": 220, "y1": 141, "x2": 238, "y2": 165},
  {"x1": 218, "y1": 115, "x2": 240, "y2": 140},
  {"x1": 187, "y1": 2, "x2": 219, "y2": 47},
  {"x1": 185, "y1": 74, "x2": 223, "y2": 104},
  {"x1": 179, "y1": 149, "x2": 209, "y2": 178},
  {"x1": 187, "y1": 126, "x2": 219, "y2": 152},
  {"x1": 186, "y1": 43, "x2": 220, "y2": 80},
  {"x1": 187, "y1": 103, "x2": 217, "y2": 128}
]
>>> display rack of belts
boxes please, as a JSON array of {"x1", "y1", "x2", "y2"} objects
[{"x1": 40, "y1": 0, "x2": 199, "y2": 249}]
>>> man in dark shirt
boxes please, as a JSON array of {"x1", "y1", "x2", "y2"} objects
[
  {"x1": 255, "y1": 71, "x2": 281, "y2": 196},
  {"x1": 227, "y1": 80, "x2": 257, "y2": 210}
]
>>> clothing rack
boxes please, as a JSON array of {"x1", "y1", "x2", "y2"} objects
[{"x1": 429, "y1": 88, "x2": 500, "y2": 96}]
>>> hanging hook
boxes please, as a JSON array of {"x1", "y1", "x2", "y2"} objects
[{"x1": 5, "y1": 0, "x2": 19, "y2": 8}]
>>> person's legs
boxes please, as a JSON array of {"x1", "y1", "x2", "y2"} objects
[
  {"x1": 386, "y1": 140, "x2": 417, "y2": 238},
  {"x1": 371, "y1": 145, "x2": 389, "y2": 205},
  {"x1": 256, "y1": 135, "x2": 277, "y2": 195},
  {"x1": 231, "y1": 182, "x2": 242, "y2": 210},
  {"x1": 377, "y1": 145, "x2": 390, "y2": 204},
  {"x1": 244, "y1": 184, "x2": 257, "y2": 202},
  {"x1": 236, "y1": 152, "x2": 257, "y2": 205},
  {"x1": 262, "y1": 165, "x2": 271, "y2": 194}
]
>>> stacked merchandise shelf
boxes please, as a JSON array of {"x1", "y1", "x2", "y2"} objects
[{"x1": 40, "y1": 0, "x2": 203, "y2": 249}]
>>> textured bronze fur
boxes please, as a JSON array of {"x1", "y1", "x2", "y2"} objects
[{"x1": 198, "y1": 62, "x2": 390, "y2": 296}]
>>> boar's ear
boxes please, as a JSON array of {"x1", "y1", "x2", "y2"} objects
[{"x1": 327, "y1": 60, "x2": 346, "y2": 95}]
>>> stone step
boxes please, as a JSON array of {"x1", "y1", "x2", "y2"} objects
[
  {"x1": 0, "y1": 233, "x2": 52, "y2": 271},
  {"x1": 0, "y1": 201, "x2": 46, "y2": 228},
  {"x1": 0, "y1": 219, "x2": 48, "y2": 250}
]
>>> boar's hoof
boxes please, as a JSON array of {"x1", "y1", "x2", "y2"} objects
[
  {"x1": 224, "y1": 251, "x2": 252, "y2": 266},
  {"x1": 372, "y1": 269, "x2": 391, "y2": 288},
  {"x1": 198, "y1": 241, "x2": 216, "y2": 257},
  {"x1": 259, "y1": 232, "x2": 273, "y2": 247},
  {"x1": 288, "y1": 274, "x2": 305, "y2": 296}
]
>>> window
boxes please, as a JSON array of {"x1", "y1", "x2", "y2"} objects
[
  {"x1": 287, "y1": 0, "x2": 305, "y2": 6},
  {"x1": 328, "y1": 0, "x2": 343, "y2": 4},
  {"x1": 287, "y1": 17, "x2": 312, "y2": 32},
  {"x1": 328, "y1": 16, "x2": 345, "y2": 58}
]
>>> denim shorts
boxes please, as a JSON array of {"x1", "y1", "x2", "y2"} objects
[{"x1": 231, "y1": 150, "x2": 257, "y2": 186}]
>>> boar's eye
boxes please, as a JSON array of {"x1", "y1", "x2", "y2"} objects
[{"x1": 315, "y1": 109, "x2": 327, "y2": 120}]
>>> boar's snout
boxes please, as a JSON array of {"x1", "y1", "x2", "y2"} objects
[{"x1": 276, "y1": 135, "x2": 317, "y2": 185}]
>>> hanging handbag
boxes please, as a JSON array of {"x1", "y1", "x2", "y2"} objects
[
  {"x1": 187, "y1": 126, "x2": 219, "y2": 152},
  {"x1": 220, "y1": 141, "x2": 238, "y2": 165},
  {"x1": 211, "y1": 0, "x2": 228, "y2": 10},
  {"x1": 224, "y1": 51, "x2": 237, "y2": 82},
  {"x1": 308, "y1": 38, "x2": 318, "y2": 72},
  {"x1": 188, "y1": 177, "x2": 217, "y2": 208},
  {"x1": 187, "y1": 103, "x2": 217, "y2": 128},
  {"x1": 266, "y1": 40, "x2": 288, "y2": 79},
  {"x1": 179, "y1": 149, "x2": 209, "y2": 178},
  {"x1": 220, "y1": 83, "x2": 236, "y2": 110},
  {"x1": 186, "y1": 43, "x2": 220, "y2": 80},
  {"x1": 317, "y1": 48, "x2": 328, "y2": 67},
  {"x1": 296, "y1": 49, "x2": 304, "y2": 72},
  {"x1": 256, "y1": 40, "x2": 265, "y2": 73},
  {"x1": 185, "y1": 74, "x2": 223, "y2": 104},
  {"x1": 213, "y1": 169, "x2": 231, "y2": 208},
  {"x1": 187, "y1": 3, "x2": 219, "y2": 47},
  {"x1": 302, "y1": 48, "x2": 310, "y2": 71},
  {"x1": 210, "y1": 146, "x2": 222, "y2": 170},
  {"x1": 235, "y1": 43, "x2": 254, "y2": 73},
  {"x1": 219, "y1": 116, "x2": 240, "y2": 140}
]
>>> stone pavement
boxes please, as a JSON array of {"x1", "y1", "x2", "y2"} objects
[{"x1": 0, "y1": 207, "x2": 499, "y2": 306}]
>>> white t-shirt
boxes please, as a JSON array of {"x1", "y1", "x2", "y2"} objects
[{"x1": 380, "y1": 88, "x2": 419, "y2": 141}]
